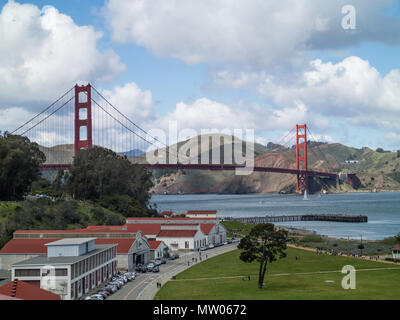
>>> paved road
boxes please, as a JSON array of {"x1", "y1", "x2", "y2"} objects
[{"x1": 108, "y1": 243, "x2": 238, "y2": 300}]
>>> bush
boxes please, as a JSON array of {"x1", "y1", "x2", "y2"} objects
[
  {"x1": 385, "y1": 257, "x2": 400, "y2": 263},
  {"x1": 300, "y1": 234, "x2": 324, "y2": 243}
]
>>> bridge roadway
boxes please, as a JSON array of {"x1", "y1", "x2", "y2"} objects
[{"x1": 39, "y1": 163, "x2": 339, "y2": 178}]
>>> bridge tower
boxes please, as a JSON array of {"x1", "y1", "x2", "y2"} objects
[
  {"x1": 296, "y1": 124, "x2": 308, "y2": 194},
  {"x1": 74, "y1": 84, "x2": 93, "y2": 155}
]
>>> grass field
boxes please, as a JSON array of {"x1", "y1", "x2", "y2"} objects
[{"x1": 155, "y1": 247, "x2": 400, "y2": 300}]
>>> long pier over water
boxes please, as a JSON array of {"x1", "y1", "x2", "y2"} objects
[{"x1": 224, "y1": 214, "x2": 368, "y2": 223}]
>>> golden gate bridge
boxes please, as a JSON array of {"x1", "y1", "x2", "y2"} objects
[{"x1": 11, "y1": 83, "x2": 357, "y2": 194}]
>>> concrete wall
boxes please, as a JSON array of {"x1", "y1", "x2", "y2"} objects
[{"x1": 0, "y1": 254, "x2": 41, "y2": 271}]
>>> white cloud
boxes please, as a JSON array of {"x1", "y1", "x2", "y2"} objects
[
  {"x1": 102, "y1": 0, "x2": 400, "y2": 68},
  {"x1": 257, "y1": 56, "x2": 400, "y2": 129},
  {"x1": 0, "y1": 1, "x2": 125, "y2": 104},
  {"x1": 100, "y1": 82, "x2": 155, "y2": 125}
]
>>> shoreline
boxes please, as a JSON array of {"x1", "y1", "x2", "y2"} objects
[{"x1": 151, "y1": 189, "x2": 400, "y2": 196}]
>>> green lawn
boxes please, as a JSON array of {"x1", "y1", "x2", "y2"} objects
[{"x1": 155, "y1": 247, "x2": 400, "y2": 300}]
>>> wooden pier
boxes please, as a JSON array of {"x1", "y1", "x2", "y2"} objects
[{"x1": 224, "y1": 214, "x2": 368, "y2": 223}]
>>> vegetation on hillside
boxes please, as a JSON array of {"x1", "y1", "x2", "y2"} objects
[
  {"x1": 0, "y1": 132, "x2": 45, "y2": 200},
  {"x1": 67, "y1": 146, "x2": 158, "y2": 217},
  {"x1": 0, "y1": 199, "x2": 125, "y2": 248}
]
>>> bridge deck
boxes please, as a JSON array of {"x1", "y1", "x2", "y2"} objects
[{"x1": 39, "y1": 163, "x2": 338, "y2": 177}]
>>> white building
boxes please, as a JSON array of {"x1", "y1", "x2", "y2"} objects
[
  {"x1": 201, "y1": 223, "x2": 227, "y2": 245},
  {"x1": 11, "y1": 238, "x2": 117, "y2": 300},
  {"x1": 156, "y1": 224, "x2": 207, "y2": 251},
  {"x1": 392, "y1": 243, "x2": 400, "y2": 259},
  {"x1": 185, "y1": 210, "x2": 217, "y2": 219}
]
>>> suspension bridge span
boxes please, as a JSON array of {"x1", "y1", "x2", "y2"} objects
[{"x1": 11, "y1": 83, "x2": 355, "y2": 194}]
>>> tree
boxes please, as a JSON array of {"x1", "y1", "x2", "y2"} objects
[
  {"x1": 0, "y1": 132, "x2": 45, "y2": 200},
  {"x1": 67, "y1": 146, "x2": 156, "y2": 217},
  {"x1": 238, "y1": 223, "x2": 288, "y2": 289}
]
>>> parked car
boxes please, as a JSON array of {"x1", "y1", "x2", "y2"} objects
[
  {"x1": 118, "y1": 275, "x2": 128, "y2": 283},
  {"x1": 109, "y1": 281, "x2": 122, "y2": 289},
  {"x1": 90, "y1": 294, "x2": 104, "y2": 300},
  {"x1": 96, "y1": 291, "x2": 109, "y2": 299},
  {"x1": 160, "y1": 257, "x2": 167, "y2": 264},
  {"x1": 154, "y1": 259, "x2": 162, "y2": 266},
  {"x1": 152, "y1": 266, "x2": 160, "y2": 273},
  {"x1": 200, "y1": 246, "x2": 208, "y2": 251},
  {"x1": 146, "y1": 263, "x2": 155, "y2": 272},
  {"x1": 169, "y1": 253, "x2": 179, "y2": 260},
  {"x1": 103, "y1": 286, "x2": 114, "y2": 293},
  {"x1": 106, "y1": 285, "x2": 118, "y2": 293},
  {"x1": 223, "y1": 241, "x2": 228, "y2": 245},
  {"x1": 208, "y1": 244, "x2": 215, "y2": 249}
]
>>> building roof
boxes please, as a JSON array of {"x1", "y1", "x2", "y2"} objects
[
  {"x1": 0, "y1": 238, "x2": 133, "y2": 255},
  {"x1": 187, "y1": 210, "x2": 217, "y2": 215},
  {"x1": 94, "y1": 239, "x2": 136, "y2": 254},
  {"x1": 393, "y1": 243, "x2": 400, "y2": 251},
  {"x1": 0, "y1": 279, "x2": 61, "y2": 300},
  {"x1": 122, "y1": 223, "x2": 161, "y2": 235},
  {"x1": 12, "y1": 244, "x2": 115, "y2": 267},
  {"x1": 147, "y1": 240, "x2": 163, "y2": 250},
  {"x1": 157, "y1": 230, "x2": 198, "y2": 238},
  {"x1": 200, "y1": 223, "x2": 216, "y2": 235},
  {"x1": 0, "y1": 239, "x2": 56, "y2": 254},
  {"x1": 0, "y1": 293, "x2": 21, "y2": 300},
  {"x1": 14, "y1": 229, "x2": 132, "y2": 234},
  {"x1": 160, "y1": 211, "x2": 174, "y2": 216},
  {"x1": 45, "y1": 238, "x2": 96, "y2": 246}
]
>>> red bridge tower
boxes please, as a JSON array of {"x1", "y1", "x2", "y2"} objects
[
  {"x1": 74, "y1": 84, "x2": 93, "y2": 155},
  {"x1": 296, "y1": 124, "x2": 308, "y2": 194}
]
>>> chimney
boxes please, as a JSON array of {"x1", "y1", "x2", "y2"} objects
[{"x1": 11, "y1": 278, "x2": 18, "y2": 297}]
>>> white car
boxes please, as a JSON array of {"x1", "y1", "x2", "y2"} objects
[
  {"x1": 90, "y1": 294, "x2": 104, "y2": 300},
  {"x1": 208, "y1": 244, "x2": 215, "y2": 249}
]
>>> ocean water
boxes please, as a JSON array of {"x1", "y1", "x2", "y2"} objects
[{"x1": 150, "y1": 192, "x2": 400, "y2": 240}]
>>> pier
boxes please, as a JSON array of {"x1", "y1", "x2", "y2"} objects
[{"x1": 224, "y1": 214, "x2": 368, "y2": 223}]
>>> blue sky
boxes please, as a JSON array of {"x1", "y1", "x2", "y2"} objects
[{"x1": 2, "y1": 0, "x2": 400, "y2": 151}]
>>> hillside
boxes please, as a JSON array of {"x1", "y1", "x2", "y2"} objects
[{"x1": 39, "y1": 137, "x2": 400, "y2": 194}]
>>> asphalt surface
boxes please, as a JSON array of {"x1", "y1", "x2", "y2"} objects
[{"x1": 107, "y1": 243, "x2": 239, "y2": 300}]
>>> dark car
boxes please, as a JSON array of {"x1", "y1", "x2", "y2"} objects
[
  {"x1": 154, "y1": 259, "x2": 162, "y2": 266},
  {"x1": 152, "y1": 266, "x2": 160, "y2": 273},
  {"x1": 160, "y1": 257, "x2": 167, "y2": 264},
  {"x1": 135, "y1": 264, "x2": 143, "y2": 272}
]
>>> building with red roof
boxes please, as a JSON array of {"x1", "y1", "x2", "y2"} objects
[
  {"x1": 0, "y1": 233, "x2": 151, "y2": 273},
  {"x1": 156, "y1": 224, "x2": 207, "y2": 250},
  {"x1": 9, "y1": 238, "x2": 118, "y2": 300},
  {"x1": 0, "y1": 279, "x2": 61, "y2": 300},
  {"x1": 147, "y1": 240, "x2": 169, "y2": 260}
]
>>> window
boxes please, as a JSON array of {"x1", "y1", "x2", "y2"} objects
[
  {"x1": 15, "y1": 269, "x2": 40, "y2": 277},
  {"x1": 185, "y1": 241, "x2": 189, "y2": 249},
  {"x1": 55, "y1": 269, "x2": 68, "y2": 276}
]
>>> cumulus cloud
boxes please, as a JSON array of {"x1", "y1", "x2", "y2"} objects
[
  {"x1": 102, "y1": 0, "x2": 400, "y2": 68},
  {"x1": 100, "y1": 82, "x2": 155, "y2": 125},
  {"x1": 257, "y1": 56, "x2": 400, "y2": 129},
  {"x1": 0, "y1": 1, "x2": 125, "y2": 105}
]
